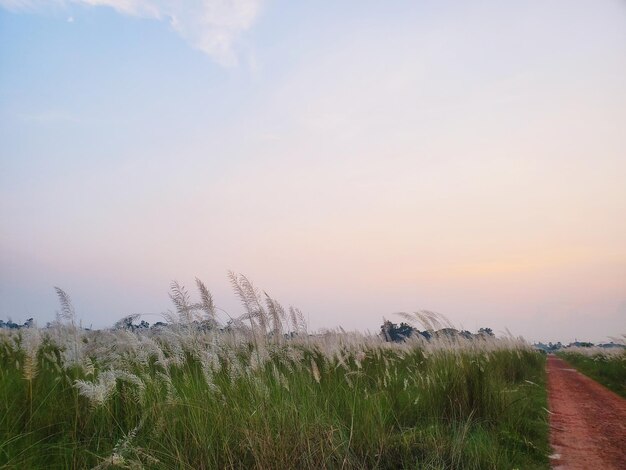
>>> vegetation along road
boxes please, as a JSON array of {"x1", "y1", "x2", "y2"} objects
[{"x1": 547, "y1": 355, "x2": 626, "y2": 469}]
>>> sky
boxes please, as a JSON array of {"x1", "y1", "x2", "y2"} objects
[{"x1": 1, "y1": 0, "x2": 625, "y2": 343}]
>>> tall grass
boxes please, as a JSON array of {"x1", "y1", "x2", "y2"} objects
[
  {"x1": 0, "y1": 276, "x2": 549, "y2": 469},
  {"x1": 558, "y1": 345, "x2": 626, "y2": 398}
]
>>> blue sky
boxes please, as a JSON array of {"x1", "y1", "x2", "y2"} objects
[{"x1": 1, "y1": 0, "x2": 625, "y2": 342}]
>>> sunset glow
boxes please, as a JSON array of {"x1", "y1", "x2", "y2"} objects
[{"x1": 1, "y1": 0, "x2": 625, "y2": 342}]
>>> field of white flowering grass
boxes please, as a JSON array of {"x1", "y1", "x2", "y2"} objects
[
  {"x1": 0, "y1": 275, "x2": 549, "y2": 469},
  {"x1": 558, "y1": 345, "x2": 626, "y2": 398}
]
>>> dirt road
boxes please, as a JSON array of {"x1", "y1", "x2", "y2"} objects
[{"x1": 547, "y1": 355, "x2": 626, "y2": 469}]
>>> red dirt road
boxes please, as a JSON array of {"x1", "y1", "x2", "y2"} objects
[{"x1": 547, "y1": 355, "x2": 626, "y2": 469}]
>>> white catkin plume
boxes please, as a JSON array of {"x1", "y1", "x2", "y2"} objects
[
  {"x1": 74, "y1": 370, "x2": 118, "y2": 408},
  {"x1": 157, "y1": 371, "x2": 178, "y2": 404},
  {"x1": 310, "y1": 358, "x2": 321, "y2": 383},
  {"x1": 249, "y1": 352, "x2": 262, "y2": 373},
  {"x1": 265, "y1": 294, "x2": 285, "y2": 340},
  {"x1": 273, "y1": 299, "x2": 287, "y2": 336},
  {"x1": 227, "y1": 352, "x2": 244, "y2": 381},
  {"x1": 354, "y1": 351, "x2": 365, "y2": 369},
  {"x1": 169, "y1": 281, "x2": 194, "y2": 323},
  {"x1": 289, "y1": 307, "x2": 299, "y2": 334},
  {"x1": 114, "y1": 371, "x2": 146, "y2": 404},
  {"x1": 563, "y1": 345, "x2": 626, "y2": 359},
  {"x1": 291, "y1": 307, "x2": 308, "y2": 334},
  {"x1": 335, "y1": 351, "x2": 349, "y2": 371},
  {"x1": 195, "y1": 277, "x2": 219, "y2": 327},
  {"x1": 229, "y1": 272, "x2": 256, "y2": 327},
  {"x1": 82, "y1": 356, "x2": 95, "y2": 377},
  {"x1": 201, "y1": 361, "x2": 220, "y2": 393},
  {"x1": 50, "y1": 288, "x2": 84, "y2": 369},
  {"x1": 21, "y1": 329, "x2": 42, "y2": 381},
  {"x1": 91, "y1": 418, "x2": 146, "y2": 470},
  {"x1": 56, "y1": 328, "x2": 85, "y2": 369},
  {"x1": 230, "y1": 272, "x2": 269, "y2": 336},
  {"x1": 54, "y1": 287, "x2": 76, "y2": 326},
  {"x1": 275, "y1": 366, "x2": 289, "y2": 391}
]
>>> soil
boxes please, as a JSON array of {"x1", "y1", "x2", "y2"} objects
[{"x1": 547, "y1": 355, "x2": 626, "y2": 469}]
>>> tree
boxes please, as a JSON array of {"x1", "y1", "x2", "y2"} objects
[
  {"x1": 380, "y1": 320, "x2": 417, "y2": 342},
  {"x1": 478, "y1": 327, "x2": 494, "y2": 337}
]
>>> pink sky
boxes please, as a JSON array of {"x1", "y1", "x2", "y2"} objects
[{"x1": 1, "y1": 0, "x2": 625, "y2": 342}]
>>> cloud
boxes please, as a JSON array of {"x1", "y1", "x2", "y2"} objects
[{"x1": 0, "y1": 0, "x2": 262, "y2": 65}]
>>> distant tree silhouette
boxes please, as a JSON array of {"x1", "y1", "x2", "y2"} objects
[
  {"x1": 0, "y1": 317, "x2": 35, "y2": 329},
  {"x1": 381, "y1": 320, "x2": 419, "y2": 342}
]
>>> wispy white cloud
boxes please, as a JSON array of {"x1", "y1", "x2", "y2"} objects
[{"x1": 0, "y1": 0, "x2": 262, "y2": 65}]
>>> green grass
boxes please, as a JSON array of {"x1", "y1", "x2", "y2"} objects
[
  {"x1": 0, "y1": 328, "x2": 549, "y2": 469},
  {"x1": 558, "y1": 349, "x2": 626, "y2": 398},
  {"x1": 0, "y1": 279, "x2": 551, "y2": 469}
]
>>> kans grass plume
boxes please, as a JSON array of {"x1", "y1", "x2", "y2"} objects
[{"x1": 0, "y1": 274, "x2": 552, "y2": 469}]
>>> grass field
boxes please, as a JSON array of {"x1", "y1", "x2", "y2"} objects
[
  {"x1": 558, "y1": 347, "x2": 626, "y2": 398},
  {"x1": 0, "y1": 277, "x2": 549, "y2": 469}
]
